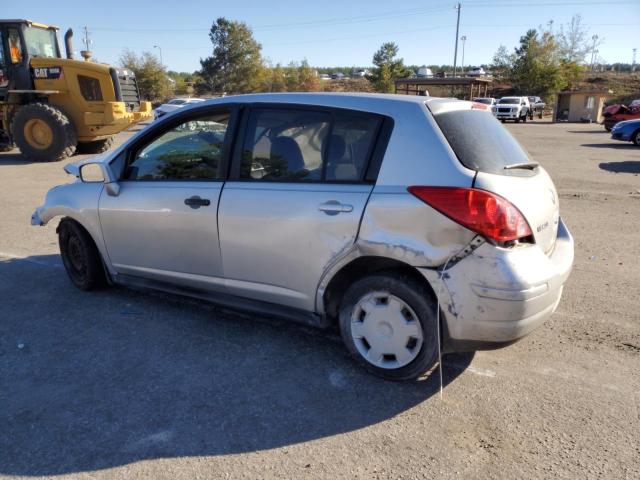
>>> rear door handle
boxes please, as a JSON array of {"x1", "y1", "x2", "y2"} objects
[
  {"x1": 318, "y1": 200, "x2": 353, "y2": 215},
  {"x1": 184, "y1": 196, "x2": 211, "y2": 209}
]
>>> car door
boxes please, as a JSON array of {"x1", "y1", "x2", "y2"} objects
[
  {"x1": 218, "y1": 105, "x2": 385, "y2": 312},
  {"x1": 99, "y1": 106, "x2": 237, "y2": 291}
]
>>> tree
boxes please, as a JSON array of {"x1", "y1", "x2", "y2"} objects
[
  {"x1": 119, "y1": 50, "x2": 173, "y2": 102},
  {"x1": 199, "y1": 17, "x2": 264, "y2": 94},
  {"x1": 370, "y1": 42, "x2": 409, "y2": 93},
  {"x1": 491, "y1": 45, "x2": 514, "y2": 77},
  {"x1": 557, "y1": 15, "x2": 591, "y2": 63},
  {"x1": 296, "y1": 60, "x2": 320, "y2": 92}
]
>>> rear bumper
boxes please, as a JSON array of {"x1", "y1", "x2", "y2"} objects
[{"x1": 420, "y1": 218, "x2": 574, "y2": 351}]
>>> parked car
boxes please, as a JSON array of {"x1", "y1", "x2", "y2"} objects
[
  {"x1": 610, "y1": 118, "x2": 640, "y2": 146},
  {"x1": 473, "y1": 97, "x2": 497, "y2": 107},
  {"x1": 494, "y1": 97, "x2": 530, "y2": 122},
  {"x1": 602, "y1": 103, "x2": 640, "y2": 131},
  {"x1": 466, "y1": 67, "x2": 486, "y2": 77},
  {"x1": 31, "y1": 93, "x2": 573, "y2": 381},
  {"x1": 319, "y1": 73, "x2": 331, "y2": 80},
  {"x1": 528, "y1": 96, "x2": 546, "y2": 119},
  {"x1": 417, "y1": 67, "x2": 433, "y2": 78},
  {"x1": 153, "y1": 98, "x2": 205, "y2": 119}
]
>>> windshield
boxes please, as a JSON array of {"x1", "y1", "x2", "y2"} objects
[
  {"x1": 23, "y1": 27, "x2": 59, "y2": 58},
  {"x1": 433, "y1": 109, "x2": 536, "y2": 175},
  {"x1": 473, "y1": 98, "x2": 493, "y2": 105},
  {"x1": 498, "y1": 97, "x2": 519, "y2": 104},
  {"x1": 168, "y1": 99, "x2": 186, "y2": 105}
]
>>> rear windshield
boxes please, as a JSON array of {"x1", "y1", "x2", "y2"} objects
[{"x1": 433, "y1": 109, "x2": 536, "y2": 174}]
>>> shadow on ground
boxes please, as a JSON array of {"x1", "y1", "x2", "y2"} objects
[
  {"x1": 568, "y1": 130, "x2": 608, "y2": 134},
  {"x1": 581, "y1": 143, "x2": 637, "y2": 150},
  {"x1": 0, "y1": 151, "x2": 34, "y2": 165},
  {"x1": 0, "y1": 255, "x2": 473, "y2": 477},
  {"x1": 599, "y1": 161, "x2": 640, "y2": 174}
]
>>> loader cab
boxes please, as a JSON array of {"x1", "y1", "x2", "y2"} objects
[{"x1": 0, "y1": 20, "x2": 62, "y2": 98}]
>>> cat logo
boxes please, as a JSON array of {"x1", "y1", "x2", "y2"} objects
[{"x1": 33, "y1": 67, "x2": 62, "y2": 80}]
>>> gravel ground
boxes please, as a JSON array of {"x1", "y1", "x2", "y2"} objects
[{"x1": 0, "y1": 120, "x2": 638, "y2": 479}]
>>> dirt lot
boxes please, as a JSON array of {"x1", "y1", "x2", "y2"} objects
[{"x1": 0, "y1": 120, "x2": 638, "y2": 479}]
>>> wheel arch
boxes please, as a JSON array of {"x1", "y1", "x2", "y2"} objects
[{"x1": 320, "y1": 255, "x2": 439, "y2": 324}]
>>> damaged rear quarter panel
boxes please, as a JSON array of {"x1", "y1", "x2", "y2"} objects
[{"x1": 357, "y1": 191, "x2": 477, "y2": 267}]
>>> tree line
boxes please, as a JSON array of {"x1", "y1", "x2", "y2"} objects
[{"x1": 119, "y1": 15, "x2": 623, "y2": 103}]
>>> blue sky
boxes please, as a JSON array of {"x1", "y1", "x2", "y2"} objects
[{"x1": 3, "y1": 0, "x2": 639, "y2": 72}]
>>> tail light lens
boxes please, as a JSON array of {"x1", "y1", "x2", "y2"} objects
[{"x1": 407, "y1": 186, "x2": 532, "y2": 243}]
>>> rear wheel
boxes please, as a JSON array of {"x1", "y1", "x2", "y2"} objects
[
  {"x1": 13, "y1": 103, "x2": 77, "y2": 162},
  {"x1": 77, "y1": 136, "x2": 115, "y2": 154},
  {"x1": 0, "y1": 143, "x2": 14, "y2": 152},
  {"x1": 339, "y1": 273, "x2": 439, "y2": 381},
  {"x1": 58, "y1": 220, "x2": 105, "y2": 290},
  {"x1": 633, "y1": 130, "x2": 640, "y2": 146}
]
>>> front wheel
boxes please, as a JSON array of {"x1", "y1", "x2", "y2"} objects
[
  {"x1": 633, "y1": 131, "x2": 640, "y2": 146},
  {"x1": 339, "y1": 273, "x2": 439, "y2": 381},
  {"x1": 58, "y1": 220, "x2": 106, "y2": 290}
]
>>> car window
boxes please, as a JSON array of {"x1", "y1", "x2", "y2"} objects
[
  {"x1": 325, "y1": 114, "x2": 380, "y2": 181},
  {"x1": 433, "y1": 109, "x2": 536, "y2": 175},
  {"x1": 127, "y1": 110, "x2": 230, "y2": 181},
  {"x1": 0, "y1": 31, "x2": 5, "y2": 65},
  {"x1": 241, "y1": 109, "x2": 330, "y2": 181},
  {"x1": 240, "y1": 108, "x2": 380, "y2": 182}
]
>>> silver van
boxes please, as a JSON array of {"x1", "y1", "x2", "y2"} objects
[{"x1": 32, "y1": 93, "x2": 574, "y2": 380}]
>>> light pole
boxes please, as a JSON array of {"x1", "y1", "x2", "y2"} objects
[
  {"x1": 452, "y1": 3, "x2": 462, "y2": 77},
  {"x1": 460, "y1": 35, "x2": 467, "y2": 74},
  {"x1": 589, "y1": 35, "x2": 599, "y2": 71},
  {"x1": 153, "y1": 45, "x2": 163, "y2": 67}
]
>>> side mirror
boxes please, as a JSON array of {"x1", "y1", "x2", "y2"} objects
[
  {"x1": 79, "y1": 163, "x2": 105, "y2": 183},
  {"x1": 79, "y1": 162, "x2": 120, "y2": 196}
]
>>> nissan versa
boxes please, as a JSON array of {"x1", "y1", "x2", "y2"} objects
[{"x1": 32, "y1": 93, "x2": 574, "y2": 380}]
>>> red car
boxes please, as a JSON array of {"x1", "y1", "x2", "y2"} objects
[{"x1": 603, "y1": 103, "x2": 640, "y2": 131}]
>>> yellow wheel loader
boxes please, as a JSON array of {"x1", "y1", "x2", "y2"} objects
[{"x1": 0, "y1": 19, "x2": 152, "y2": 161}]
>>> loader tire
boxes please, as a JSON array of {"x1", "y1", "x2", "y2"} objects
[
  {"x1": 77, "y1": 136, "x2": 115, "y2": 154},
  {"x1": 13, "y1": 103, "x2": 77, "y2": 162}
]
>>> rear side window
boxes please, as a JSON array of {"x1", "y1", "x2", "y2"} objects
[
  {"x1": 433, "y1": 110, "x2": 535, "y2": 174},
  {"x1": 240, "y1": 108, "x2": 381, "y2": 182}
]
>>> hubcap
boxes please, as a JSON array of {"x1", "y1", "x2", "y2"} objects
[
  {"x1": 66, "y1": 235, "x2": 86, "y2": 276},
  {"x1": 24, "y1": 119, "x2": 53, "y2": 150},
  {"x1": 350, "y1": 291, "x2": 423, "y2": 369}
]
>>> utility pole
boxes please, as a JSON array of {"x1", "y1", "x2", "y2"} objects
[
  {"x1": 633, "y1": 48, "x2": 637, "y2": 72},
  {"x1": 453, "y1": 3, "x2": 461, "y2": 77},
  {"x1": 460, "y1": 35, "x2": 467, "y2": 74},
  {"x1": 590, "y1": 35, "x2": 599, "y2": 71},
  {"x1": 153, "y1": 45, "x2": 163, "y2": 67}
]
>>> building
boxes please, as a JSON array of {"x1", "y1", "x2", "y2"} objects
[
  {"x1": 394, "y1": 77, "x2": 492, "y2": 100},
  {"x1": 554, "y1": 90, "x2": 612, "y2": 123}
]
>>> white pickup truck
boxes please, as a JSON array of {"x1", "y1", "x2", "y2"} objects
[{"x1": 493, "y1": 96, "x2": 530, "y2": 122}]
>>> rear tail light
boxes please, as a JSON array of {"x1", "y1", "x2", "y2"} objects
[{"x1": 407, "y1": 186, "x2": 532, "y2": 243}]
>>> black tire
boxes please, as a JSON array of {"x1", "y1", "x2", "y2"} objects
[
  {"x1": 338, "y1": 272, "x2": 439, "y2": 381},
  {"x1": 633, "y1": 130, "x2": 640, "y2": 147},
  {"x1": 77, "y1": 136, "x2": 115, "y2": 154},
  {"x1": 13, "y1": 102, "x2": 77, "y2": 162},
  {"x1": 58, "y1": 220, "x2": 105, "y2": 291},
  {"x1": 522, "y1": 115, "x2": 527, "y2": 123},
  {"x1": 515, "y1": 117, "x2": 521, "y2": 123},
  {"x1": 0, "y1": 143, "x2": 14, "y2": 152},
  {"x1": 604, "y1": 125, "x2": 612, "y2": 132}
]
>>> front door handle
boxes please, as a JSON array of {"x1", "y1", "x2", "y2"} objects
[
  {"x1": 318, "y1": 200, "x2": 353, "y2": 215},
  {"x1": 184, "y1": 196, "x2": 211, "y2": 209}
]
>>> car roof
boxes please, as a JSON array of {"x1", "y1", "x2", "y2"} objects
[{"x1": 191, "y1": 92, "x2": 467, "y2": 117}]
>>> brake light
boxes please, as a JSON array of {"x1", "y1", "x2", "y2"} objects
[{"x1": 407, "y1": 186, "x2": 532, "y2": 243}]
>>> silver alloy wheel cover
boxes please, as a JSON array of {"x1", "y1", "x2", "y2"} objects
[{"x1": 350, "y1": 291, "x2": 424, "y2": 369}]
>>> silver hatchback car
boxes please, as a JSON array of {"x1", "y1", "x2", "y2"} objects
[{"x1": 32, "y1": 93, "x2": 574, "y2": 380}]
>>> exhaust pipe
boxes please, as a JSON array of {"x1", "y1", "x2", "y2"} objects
[{"x1": 64, "y1": 29, "x2": 74, "y2": 59}]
